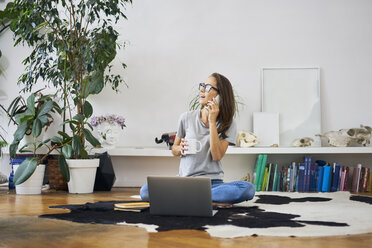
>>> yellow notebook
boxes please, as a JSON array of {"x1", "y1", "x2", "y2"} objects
[{"x1": 114, "y1": 202, "x2": 150, "y2": 209}]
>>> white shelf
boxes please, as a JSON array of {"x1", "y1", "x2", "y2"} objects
[
  {"x1": 92, "y1": 146, "x2": 372, "y2": 157},
  {"x1": 6, "y1": 146, "x2": 372, "y2": 157}
]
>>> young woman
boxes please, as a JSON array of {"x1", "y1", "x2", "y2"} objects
[{"x1": 140, "y1": 73, "x2": 255, "y2": 204}]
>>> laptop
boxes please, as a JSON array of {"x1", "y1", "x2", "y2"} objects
[{"x1": 147, "y1": 176, "x2": 218, "y2": 217}]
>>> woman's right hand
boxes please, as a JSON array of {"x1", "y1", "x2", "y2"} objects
[{"x1": 180, "y1": 138, "x2": 188, "y2": 156}]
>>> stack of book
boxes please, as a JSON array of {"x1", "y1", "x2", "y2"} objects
[
  {"x1": 252, "y1": 155, "x2": 371, "y2": 193},
  {"x1": 114, "y1": 202, "x2": 150, "y2": 212}
]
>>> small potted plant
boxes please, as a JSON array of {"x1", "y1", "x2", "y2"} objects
[{"x1": 10, "y1": 92, "x2": 61, "y2": 194}]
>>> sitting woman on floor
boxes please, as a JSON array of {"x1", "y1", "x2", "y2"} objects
[{"x1": 140, "y1": 72, "x2": 256, "y2": 204}]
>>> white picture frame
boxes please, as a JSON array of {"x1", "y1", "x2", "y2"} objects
[
  {"x1": 262, "y1": 67, "x2": 321, "y2": 147},
  {"x1": 253, "y1": 112, "x2": 280, "y2": 147}
]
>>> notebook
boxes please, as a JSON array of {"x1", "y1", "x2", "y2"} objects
[{"x1": 147, "y1": 176, "x2": 218, "y2": 217}]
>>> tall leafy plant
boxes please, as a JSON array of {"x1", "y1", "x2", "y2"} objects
[{"x1": 10, "y1": 0, "x2": 131, "y2": 185}]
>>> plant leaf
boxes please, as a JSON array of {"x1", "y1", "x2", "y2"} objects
[
  {"x1": 83, "y1": 128, "x2": 101, "y2": 147},
  {"x1": 9, "y1": 142, "x2": 19, "y2": 158},
  {"x1": 73, "y1": 114, "x2": 85, "y2": 122},
  {"x1": 72, "y1": 135, "x2": 82, "y2": 155},
  {"x1": 37, "y1": 101, "x2": 54, "y2": 117},
  {"x1": 58, "y1": 155, "x2": 70, "y2": 182},
  {"x1": 32, "y1": 118, "x2": 42, "y2": 138},
  {"x1": 51, "y1": 136, "x2": 63, "y2": 144},
  {"x1": 83, "y1": 101, "x2": 93, "y2": 118},
  {"x1": 58, "y1": 131, "x2": 71, "y2": 140},
  {"x1": 62, "y1": 144, "x2": 72, "y2": 159},
  {"x1": 14, "y1": 158, "x2": 38, "y2": 185},
  {"x1": 26, "y1": 93, "x2": 35, "y2": 116},
  {"x1": 13, "y1": 121, "x2": 28, "y2": 142}
]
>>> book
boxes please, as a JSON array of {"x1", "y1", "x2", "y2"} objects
[
  {"x1": 253, "y1": 155, "x2": 263, "y2": 190},
  {"x1": 298, "y1": 164, "x2": 305, "y2": 192},
  {"x1": 114, "y1": 202, "x2": 150, "y2": 212},
  {"x1": 272, "y1": 164, "x2": 278, "y2": 191},
  {"x1": 304, "y1": 156, "x2": 312, "y2": 192},
  {"x1": 114, "y1": 207, "x2": 148, "y2": 212},
  {"x1": 352, "y1": 164, "x2": 362, "y2": 192},
  {"x1": 322, "y1": 165, "x2": 331, "y2": 192},
  {"x1": 360, "y1": 167, "x2": 370, "y2": 192},
  {"x1": 265, "y1": 163, "x2": 272, "y2": 191},
  {"x1": 262, "y1": 167, "x2": 269, "y2": 191},
  {"x1": 339, "y1": 167, "x2": 345, "y2": 191},
  {"x1": 331, "y1": 163, "x2": 340, "y2": 192},
  {"x1": 258, "y1": 155, "x2": 268, "y2": 191},
  {"x1": 268, "y1": 163, "x2": 275, "y2": 191},
  {"x1": 316, "y1": 166, "x2": 324, "y2": 192}
]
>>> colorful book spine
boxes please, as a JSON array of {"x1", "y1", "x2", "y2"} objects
[
  {"x1": 322, "y1": 165, "x2": 331, "y2": 192},
  {"x1": 253, "y1": 155, "x2": 263, "y2": 191},
  {"x1": 266, "y1": 163, "x2": 274, "y2": 191},
  {"x1": 258, "y1": 154, "x2": 268, "y2": 191},
  {"x1": 331, "y1": 163, "x2": 340, "y2": 192},
  {"x1": 262, "y1": 167, "x2": 268, "y2": 191},
  {"x1": 305, "y1": 156, "x2": 312, "y2": 192},
  {"x1": 298, "y1": 164, "x2": 305, "y2": 192},
  {"x1": 272, "y1": 164, "x2": 278, "y2": 191},
  {"x1": 360, "y1": 167, "x2": 370, "y2": 192},
  {"x1": 352, "y1": 164, "x2": 362, "y2": 192},
  {"x1": 317, "y1": 166, "x2": 324, "y2": 192}
]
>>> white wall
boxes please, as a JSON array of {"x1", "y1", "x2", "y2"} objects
[{"x1": 1, "y1": 0, "x2": 372, "y2": 186}]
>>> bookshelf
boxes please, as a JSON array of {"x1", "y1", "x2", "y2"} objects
[{"x1": 95, "y1": 146, "x2": 372, "y2": 157}]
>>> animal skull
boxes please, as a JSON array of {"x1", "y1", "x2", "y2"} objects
[
  {"x1": 236, "y1": 131, "x2": 259, "y2": 148},
  {"x1": 316, "y1": 125, "x2": 372, "y2": 147},
  {"x1": 292, "y1": 137, "x2": 314, "y2": 147}
]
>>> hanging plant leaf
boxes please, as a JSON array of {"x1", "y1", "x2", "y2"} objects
[
  {"x1": 62, "y1": 144, "x2": 72, "y2": 158},
  {"x1": 9, "y1": 142, "x2": 20, "y2": 158},
  {"x1": 26, "y1": 93, "x2": 35, "y2": 116},
  {"x1": 13, "y1": 121, "x2": 28, "y2": 142},
  {"x1": 73, "y1": 114, "x2": 85, "y2": 122},
  {"x1": 51, "y1": 136, "x2": 63, "y2": 144},
  {"x1": 58, "y1": 155, "x2": 70, "y2": 182},
  {"x1": 37, "y1": 100, "x2": 54, "y2": 117},
  {"x1": 31, "y1": 118, "x2": 42, "y2": 138},
  {"x1": 83, "y1": 101, "x2": 93, "y2": 118},
  {"x1": 83, "y1": 128, "x2": 101, "y2": 147},
  {"x1": 72, "y1": 135, "x2": 82, "y2": 155},
  {"x1": 14, "y1": 157, "x2": 38, "y2": 185}
]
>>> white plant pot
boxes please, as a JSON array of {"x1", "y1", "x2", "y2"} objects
[
  {"x1": 66, "y1": 159, "x2": 99, "y2": 194},
  {"x1": 14, "y1": 164, "x2": 45, "y2": 195}
]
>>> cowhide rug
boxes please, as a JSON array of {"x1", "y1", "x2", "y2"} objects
[{"x1": 39, "y1": 191, "x2": 372, "y2": 238}]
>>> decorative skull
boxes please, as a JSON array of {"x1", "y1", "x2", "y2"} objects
[
  {"x1": 236, "y1": 131, "x2": 259, "y2": 148},
  {"x1": 292, "y1": 137, "x2": 314, "y2": 147},
  {"x1": 316, "y1": 125, "x2": 372, "y2": 147}
]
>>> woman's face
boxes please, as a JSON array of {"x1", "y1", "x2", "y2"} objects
[{"x1": 199, "y1": 76, "x2": 219, "y2": 106}]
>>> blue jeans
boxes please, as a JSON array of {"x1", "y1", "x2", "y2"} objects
[{"x1": 139, "y1": 179, "x2": 255, "y2": 204}]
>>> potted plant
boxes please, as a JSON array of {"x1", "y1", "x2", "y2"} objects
[
  {"x1": 8, "y1": 89, "x2": 61, "y2": 155},
  {"x1": 9, "y1": 0, "x2": 131, "y2": 193},
  {"x1": 10, "y1": 91, "x2": 61, "y2": 194}
]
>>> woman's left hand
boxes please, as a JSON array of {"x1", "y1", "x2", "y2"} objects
[{"x1": 207, "y1": 97, "x2": 219, "y2": 123}]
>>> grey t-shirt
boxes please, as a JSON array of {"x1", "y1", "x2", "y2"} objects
[{"x1": 176, "y1": 110, "x2": 237, "y2": 180}]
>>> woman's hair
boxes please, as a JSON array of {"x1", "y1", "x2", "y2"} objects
[{"x1": 211, "y1": 72, "x2": 235, "y2": 139}]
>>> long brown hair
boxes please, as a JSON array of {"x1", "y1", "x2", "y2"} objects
[{"x1": 211, "y1": 72, "x2": 235, "y2": 139}]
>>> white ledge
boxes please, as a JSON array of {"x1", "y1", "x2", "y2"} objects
[
  {"x1": 5, "y1": 146, "x2": 372, "y2": 157},
  {"x1": 92, "y1": 146, "x2": 372, "y2": 157}
]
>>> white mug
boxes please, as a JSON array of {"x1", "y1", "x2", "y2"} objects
[{"x1": 184, "y1": 139, "x2": 202, "y2": 154}]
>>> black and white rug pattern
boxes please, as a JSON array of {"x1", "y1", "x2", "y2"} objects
[{"x1": 40, "y1": 192, "x2": 372, "y2": 238}]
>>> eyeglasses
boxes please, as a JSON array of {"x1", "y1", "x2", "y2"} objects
[{"x1": 199, "y1": 83, "x2": 220, "y2": 93}]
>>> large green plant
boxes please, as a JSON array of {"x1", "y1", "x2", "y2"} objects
[{"x1": 10, "y1": 0, "x2": 131, "y2": 185}]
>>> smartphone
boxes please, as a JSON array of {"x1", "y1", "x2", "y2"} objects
[{"x1": 215, "y1": 95, "x2": 220, "y2": 105}]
